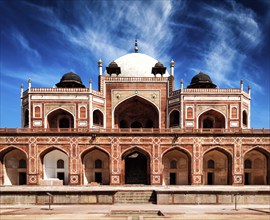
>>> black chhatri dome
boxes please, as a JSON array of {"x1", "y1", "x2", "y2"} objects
[
  {"x1": 154, "y1": 61, "x2": 164, "y2": 67},
  {"x1": 56, "y1": 72, "x2": 85, "y2": 88},
  {"x1": 106, "y1": 61, "x2": 121, "y2": 76},
  {"x1": 187, "y1": 72, "x2": 217, "y2": 88},
  {"x1": 152, "y1": 61, "x2": 166, "y2": 76}
]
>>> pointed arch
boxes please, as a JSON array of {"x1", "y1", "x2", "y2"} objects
[
  {"x1": 39, "y1": 147, "x2": 69, "y2": 185},
  {"x1": 162, "y1": 147, "x2": 191, "y2": 185},
  {"x1": 81, "y1": 146, "x2": 110, "y2": 185},
  {"x1": 202, "y1": 146, "x2": 233, "y2": 158},
  {"x1": 121, "y1": 146, "x2": 151, "y2": 185},
  {"x1": 113, "y1": 94, "x2": 160, "y2": 129},
  {"x1": 242, "y1": 110, "x2": 248, "y2": 127},
  {"x1": 197, "y1": 108, "x2": 227, "y2": 129},
  {"x1": 80, "y1": 146, "x2": 110, "y2": 160},
  {"x1": 0, "y1": 146, "x2": 28, "y2": 161},
  {"x1": 121, "y1": 146, "x2": 151, "y2": 160},
  {"x1": 39, "y1": 146, "x2": 69, "y2": 160},
  {"x1": 243, "y1": 146, "x2": 269, "y2": 185},
  {"x1": 1, "y1": 147, "x2": 28, "y2": 185},
  {"x1": 24, "y1": 109, "x2": 29, "y2": 127},
  {"x1": 243, "y1": 146, "x2": 270, "y2": 156},
  {"x1": 169, "y1": 109, "x2": 180, "y2": 127},
  {"x1": 161, "y1": 146, "x2": 192, "y2": 159},
  {"x1": 93, "y1": 109, "x2": 104, "y2": 127},
  {"x1": 203, "y1": 147, "x2": 232, "y2": 185},
  {"x1": 45, "y1": 107, "x2": 75, "y2": 129}
]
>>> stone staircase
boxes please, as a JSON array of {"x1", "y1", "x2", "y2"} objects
[{"x1": 114, "y1": 190, "x2": 156, "y2": 204}]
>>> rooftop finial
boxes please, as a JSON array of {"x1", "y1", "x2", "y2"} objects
[{"x1": 134, "y1": 39, "x2": 138, "y2": 53}]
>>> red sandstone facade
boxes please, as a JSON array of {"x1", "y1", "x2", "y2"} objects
[{"x1": 0, "y1": 48, "x2": 269, "y2": 186}]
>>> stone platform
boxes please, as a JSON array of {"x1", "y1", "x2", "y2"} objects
[{"x1": 0, "y1": 185, "x2": 269, "y2": 205}]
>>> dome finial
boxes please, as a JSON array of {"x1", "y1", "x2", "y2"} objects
[{"x1": 134, "y1": 39, "x2": 138, "y2": 53}]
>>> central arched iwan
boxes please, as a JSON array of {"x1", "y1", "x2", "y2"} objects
[{"x1": 114, "y1": 96, "x2": 159, "y2": 128}]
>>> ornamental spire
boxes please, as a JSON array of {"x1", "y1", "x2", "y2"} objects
[{"x1": 134, "y1": 39, "x2": 138, "y2": 53}]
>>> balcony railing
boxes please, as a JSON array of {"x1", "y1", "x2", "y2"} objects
[
  {"x1": 170, "y1": 88, "x2": 247, "y2": 96},
  {"x1": 0, "y1": 128, "x2": 269, "y2": 135}
]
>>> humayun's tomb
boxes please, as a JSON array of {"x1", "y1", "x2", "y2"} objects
[{"x1": 0, "y1": 42, "x2": 269, "y2": 190}]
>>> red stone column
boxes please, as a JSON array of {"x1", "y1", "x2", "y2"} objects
[
  {"x1": 232, "y1": 140, "x2": 244, "y2": 185},
  {"x1": 28, "y1": 139, "x2": 38, "y2": 185},
  {"x1": 69, "y1": 137, "x2": 80, "y2": 185},
  {"x1": 110, "y1": 137, "x2": 121, "y2": 185},
  {"x1": 192, "y1": 138, "x2": 203, "y2": 185},
  {"x1": 151, "y1": 137, "x2": 162, "y2": 185}
]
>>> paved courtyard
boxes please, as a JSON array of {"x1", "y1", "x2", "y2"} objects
[{"x1": 1, "y1": 204, "x2": 269, "y2": 220}]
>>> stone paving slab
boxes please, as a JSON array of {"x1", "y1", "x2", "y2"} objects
[{"x1": 0, "y1": 204, "x2": 269, "y2": 220}]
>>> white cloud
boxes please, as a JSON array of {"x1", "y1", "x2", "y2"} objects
[
  {"x1": 11, "y1": 30, "x2": 40, "y2": 58},
  {"x1": 2, "y1": 69, "x2": 62, "y2": 88},
  {"x1": 196, "y1": 1, "x2": 262, "y2": 90},
  {"x1": 26, "y1": 0, "x2": 180, "y2": 66}
]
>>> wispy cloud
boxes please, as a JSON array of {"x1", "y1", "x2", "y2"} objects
[
  {"x1": 11, "y1": 29, "x2": 40, "y2": 58},
  {"x1": 26, "y1": 0, "x2": 181, "y2": 65},
  {"x1": 194, "y1": 1, "x2": 262, "y2": 90},
  {"x1": 2, "y1": 69, "x2": 62, "y2": 88}
]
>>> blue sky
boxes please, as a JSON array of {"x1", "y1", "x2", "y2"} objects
[{"x1": 0, "y1": 0, "x2": 269, "y2": 128}]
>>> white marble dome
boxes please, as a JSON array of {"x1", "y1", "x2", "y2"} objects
[{"x1": 104, "y1": 53, "x2": 169, "y2": 77}]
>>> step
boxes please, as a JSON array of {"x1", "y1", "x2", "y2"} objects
[{"x1": 114, "y1": 191, "x2": 156, "y2": 204}]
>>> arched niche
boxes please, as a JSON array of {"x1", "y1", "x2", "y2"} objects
[
  {"x1": 24, "y1": 109, "x2": 29, "y2": 127},
  {"x1": 244, "y1": 148, "x2": 269, "y2": 185},
  {"x1": 41, "y1": 149, "x2": 69, "y2": 185},
  {"x1": 2, "y1": 148, "x2": 27, "y2": 185},
  {"x1": 114, "y1": 96, "x2": 159, "y2": 129},
  {"x1": 93, "y1": 109, "x2": 104, "y2": 127},
  {"x1": 203, "y1": 148, "x2": 232, "y2": 185},
  {"x1": 242, "y1": 110, "x2": 248, "y2": 127},
  {"x1": 47, "y1": 109, "x2": 74, "y2": 128},
  {"x1": 169, "y1": 110, "x2": 180, "y2": 127},
  {"x1": 162, "y1": 148, "x2": 191, "y2": 185},
  {"x1": 82, "y1": 148, "x2": 110, "y2": 185}
]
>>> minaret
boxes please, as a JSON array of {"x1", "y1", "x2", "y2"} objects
[
  {"x1": 20, "y1": 84, "x2": 24, "y2": 99},
  {"x1": 20, "y1": 84, "x2": 24, "y2": 128},
  {"x1": 180, "y1": 80, "x2": 184, "y2": 89},
  {"x1": 240, "y1": 80, "x2": 243, "y2": 91},
  {"x1": 134, "y1": 39, "x2": 138, "y2": 53},
  {"x1": 89, "y1": 80, "x2": 92, "y2": 91},
  {"x1": 28, "y1": 79, "x2": 32, "y2": 89},
  {"x1": 98, "y1": 59, "x2": 103, "y2": 76},
  {"x1": 170, "y1": 60, "x2": 175, "y2": 76}
]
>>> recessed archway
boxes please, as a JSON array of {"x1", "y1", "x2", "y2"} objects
[
  {"x1": 93, "y1": 109, "x2": 104, "y2": 127},
  {"x1": 122, "y1": 148, "x2": 150, "y2": 185},
  {"x1": 81, "y1": 148, "x2": 110, "y2": 185},
  {"x1": 40, "y1": 149, "x2": 69, "y2": 185},
  {"x1": 244, "y1": 148, "x2": 269, "y2": 185},
  {"x1": 169, "y1": 110, "x2": 180, "y2": 127},
  {"x1": 1, "y1": 148, "x2": 27, "y2": 185},
  {"x1": 198, "y1": 109, "x2": 226, "y2": 128},
  {"x1": 114, "y1": 96, "x2": 159, "y2": 129},
  {"x1": 47, "y1": 109, "x2": 74, "y2": 128},
  {"x1": 203, "y1": 148, "x2": 232, "y2": 185},
  {"x1": 162, "y1": 148, "x2": 191, "y2": 185}
]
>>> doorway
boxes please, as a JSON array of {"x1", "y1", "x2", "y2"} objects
[
  {"x1": 125, "y1": 151, "x2": 148, "y2": 184},
  {"x1": 57, "y1": 172, "x2": 65, "y2": 184},
  {"x1": 207, "y1": 172, "x2": 214, "y2": 185},
  {"x1": 245, "y1": 172, "x2": 251, "y2": 185},
  {"x1": 170, "y1": 173, "x2": 176, "y2": 185},
  {"x1": 95, "y1": 172, "x2": 102, "y2": 183},
  {"x1": 19, "y1": 172, "x2": 27, "y2": 185}
]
